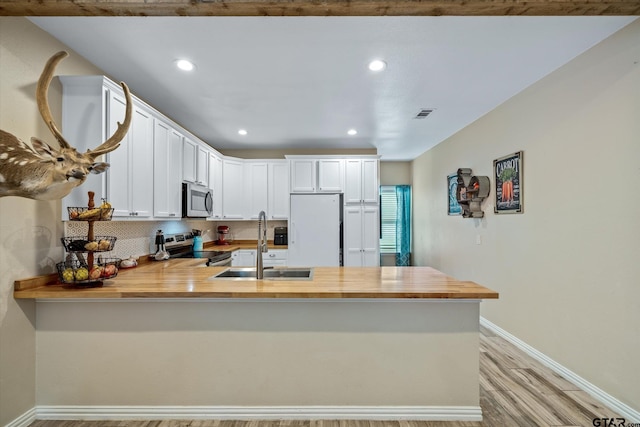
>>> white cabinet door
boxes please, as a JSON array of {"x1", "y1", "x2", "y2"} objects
[
  {"x1": 344, "y1": 159, "x2": 363, "y2": 204},
  {"x1": 317, "y1": 159, "x2": 343, "y2": 192},
  {"x1": 269, "y1": 161, "x2": 289, "y2": 219},
  {"x1": 128, "y1": 106, "x2": 154, "y2": 218},
  {"x1": 290, "y1": 159, "x2": 316, "y2": 192},
  {"x1": 343, "y1": 205, "x2": 380, "y2": 267},
  {"x1": 105, "y1": 91, "x2": 130, "y2": 218},
  {"x1": 182, "y1": 138, "x2": 197, "y2": 183},
  {"x1": 222, "y1": 159, "x2": 244, "y2": 219},
  {"x1": 153, "y1": 120, "x2": 182, "y2": 219},
  {"x1": 245, "y1": 162, "x2": 269, "y2": 219},
  {"x1": 263, "y1": 249, "x2": 288, "y2": 267},
  {"x1": 343, "y1": 206, "x2": 364, "y2": 267},
  {"x1": 106, "y1": 91, "x2": 153, "y2": 219},
  {"x1": 344, "y1": 158, "x2": 378, "y2": 204},
  {"x1": 361, "y1": 206, "x2": 380, "y2": 266},
  {"x1": 209, "y1": 152, "x2": 223, "y2": 219},
  {"x1": 196, "y1": 144, "x2": 209, "y2": 186},
  {"x1": 232, "y1": 250, "x2": 257, "y2": 266},
  {"x1": 361, "y1": 159, "x2": 379, "y2": 204}
]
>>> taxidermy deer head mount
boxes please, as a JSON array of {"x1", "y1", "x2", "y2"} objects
[{"x1": 0, "y1": 51, "x2": 132, "y2": 200}]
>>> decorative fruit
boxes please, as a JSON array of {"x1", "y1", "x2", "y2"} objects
[
  {"x1": 103, "y1": 264, "x2": 117, "y2": 277},
  {"x1": 75, "y1": 267, "x2": 89, "y2": 281},
  {"x1": 84, "y1": 241, "x2": 99, "y2": 251},
  {"x1": 100, "y1": 199, "x2": 112, "y2": 209},
  {"x1": 97, "y1": 239, "x2": 111, "y2": 251},
  {"x1": 89, "y1": 265, "x2": 104, "y2": 280},
  {"x1": 62, "y1": 268, "x2": 74, "y2": 282},
  {"x1": 69, "y1": 210, "x2": 79, "y2": 219},
  {"x1": 78, "y1": 208, "x2": 101, "y2": 220}
]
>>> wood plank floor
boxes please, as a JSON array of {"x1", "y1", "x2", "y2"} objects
[{"x1": 28, "y1": 325, "x2": 622, "y2": 427}]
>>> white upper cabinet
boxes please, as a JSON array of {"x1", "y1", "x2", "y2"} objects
[
  {"x1": 245, "y1": 162, "x2": 269, "y2": 219},
  {"x1": 183, "y1": 138, "x2": 210, "y2": 186},
  {"x1": 268, "y1": 161, "x2": 289, "y2": 220},
  {"x1": 317, "y1": 159, "x2": 344, "y2": 192},
  {"x1": 106, "y1": 91, "x2": 153, "y2": 219},
  {"x1": 209, "y1": 152, "x2": 223, "y2": 220},
  {"x1": 288, "y1": 156, "x2": 344, "y2": 193},
  {"x1": 153, "y1": 120, "x2": 183, "y2": 219},
  {"x1": 361, "y1": 159, "x2": 379, "y2": 203},
  {"x1": 289, "y1": 158, "x2": 316, "y2": 192},
  {"x1": 222, "y1": 159, "x2": 244, "y2": 219},
  {"x1": 182, "y1": 137, "x2": 197, "y2": 184},
  {"x1": 196, "y1": 144, "x2": 209, "y2": 186},
  {"x1": 344, "y1": 158, "x2": 379, "y2": 204}
]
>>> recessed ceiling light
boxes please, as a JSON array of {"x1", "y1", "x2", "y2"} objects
[
  {"x1": 175, "y1": 59, "x2": 195, "y2": 71},
  {"x1": 347, "y1": 129, "x2": 358, "y2": 136},
  {"x1": 238, "y1": 129, "x2": 248, "y2": 136},
  {"x1": 368, "y1": 60, "x2": 387, "y2": 72}
]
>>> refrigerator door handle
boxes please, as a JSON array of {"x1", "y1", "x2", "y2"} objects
[{"x1": 291, "y1": 222, "x2": 296, "y2": 244}]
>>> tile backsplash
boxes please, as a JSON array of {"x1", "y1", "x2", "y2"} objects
[{"x1": 64, "y1": 219, "x2": 287, "y2": 259}]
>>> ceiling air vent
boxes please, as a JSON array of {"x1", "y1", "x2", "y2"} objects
[{"x1": 414, "y1": 109, "x2": 434, "y2": 119}]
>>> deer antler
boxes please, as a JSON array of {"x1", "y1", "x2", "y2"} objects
[
  {"x1": 36, "y1": 51, "x2": 72, "y2": 149},
  {"x1": 87, "y1": 82, "x2": 133, "y2": 159},
  {"x1": 36, "y1": 50, "x2": 133, "y2": 159}
]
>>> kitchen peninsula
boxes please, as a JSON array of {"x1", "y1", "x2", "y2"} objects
[{"x1": 14, "y1": 262, "x2": 498, "y2": 421}]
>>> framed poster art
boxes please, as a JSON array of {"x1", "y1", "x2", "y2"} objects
[
  {"x1": 447, "y1": 173, "x2": 462, "y2": 215},
  {"x1": 494, "y1": 151, "x2": 523, "y2": 214}
]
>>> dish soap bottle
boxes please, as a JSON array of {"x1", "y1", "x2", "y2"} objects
[{"x1": 193, "y1": 234, "x2": 203, "y2": 252}]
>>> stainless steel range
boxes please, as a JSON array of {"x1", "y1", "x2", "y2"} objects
[{"x1": 156, "y1": 232, "x2": 232, "y2": 266}]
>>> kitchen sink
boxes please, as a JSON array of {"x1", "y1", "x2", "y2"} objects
[{"x1": 210, "y1": 267, "x2": 314, "y2": 281}]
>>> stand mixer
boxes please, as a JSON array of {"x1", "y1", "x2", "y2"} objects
[{"x1": 216, "y1": 225, "x2": 231, "y2": 245}]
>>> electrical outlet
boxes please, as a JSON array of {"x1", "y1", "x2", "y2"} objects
[{"x1": 476, "y1": 234, "x2": 482, "y2": 245}]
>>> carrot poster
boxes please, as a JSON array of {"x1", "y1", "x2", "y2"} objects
[{"x1": 494, "y1": 151, "x2": 523, "y2": 214}]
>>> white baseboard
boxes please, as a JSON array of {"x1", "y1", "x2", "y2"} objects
[
  {"x1": 4, "y1": 407, "x2": 36, "y2": 427},
  {"x1": 35, "y1": 405, "x2": 482, "y2": 421},
  {"x1": 480, "y1": 316, "x2": 640, "y2": 423}
]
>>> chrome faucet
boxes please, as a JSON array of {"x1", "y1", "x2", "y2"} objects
[{"x1": 256, "y1": 210, "x2": 269, "y2": 279}]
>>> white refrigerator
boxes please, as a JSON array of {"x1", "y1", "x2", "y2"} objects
[{"x1": 288, "y1": 194, "x2": 342, "y2": 267}]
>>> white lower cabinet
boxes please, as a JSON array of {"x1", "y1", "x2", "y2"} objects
[
  {"x1": 232, "y1": 249, "x2": 288, "y2": 267},
  {"x1": 343, "y1": 205, "x2": 379, "y2": 267},
  {"x1": 263, "y1": 249, "x2": 288, "y2": 267},
  {"x1": 231, "y1": 250, "x2": 257, "y2": 267}
]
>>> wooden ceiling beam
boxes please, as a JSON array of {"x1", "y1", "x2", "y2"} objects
[{"x1": 1, "y1": 0, "x2": 639, "y2": 16}]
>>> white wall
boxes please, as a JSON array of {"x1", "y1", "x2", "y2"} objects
[{"x1": 412, "y1": 19, "x2": 640, "y2": 411}]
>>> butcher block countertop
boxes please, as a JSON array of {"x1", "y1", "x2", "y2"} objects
[{"x1": 13, "y1": 259, "x2": 499, "y2": 300}]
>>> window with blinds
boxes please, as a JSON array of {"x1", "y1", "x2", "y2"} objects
[{"x1": 379, "y1": 186, "x2": 398, "y2": 253}]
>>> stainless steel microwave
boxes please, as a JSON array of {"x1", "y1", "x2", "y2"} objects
[{"x1": 182, "y1": 182, "x2": 213, "y2": 218}]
